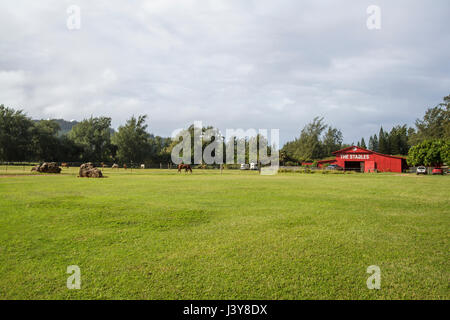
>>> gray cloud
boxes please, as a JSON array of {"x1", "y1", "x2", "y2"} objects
[{"x1": 0, "y1": 0, "x2": 449, "y2": 144}]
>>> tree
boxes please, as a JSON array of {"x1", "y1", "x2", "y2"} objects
[
  {"x1": 68, "y1": 117, "x2": 112, "y2": 162},
  {"x1": 322, "y1": 127, "x2": 343, "y2": 156},
  {"x1": 369, "y1": 134, "x2": 378, "y2": 152},
  {"x1": 360, "y1": 137, "x2": 367, "y2": 149},
  {"x1": 148, "y1": 135, "x2": 172, "y2": 164},
  {"x1": 288, "y1": 117, "x2": 327, "y2": 161},
  {"x1": 0, "y1": 105, "x2": 34, "y2": 161},
  {"x1": 282, "y1": 118, "x2": 344, "y2": 162},
  {"x1": 407, "y1": 139, "x2": 449, "y2": 167},
  {"x1": 378, "y1": 127, "x2": 390, "y2": 154},
  {"x1": 30, "y1": 120, "x2": 61, "y2": 161},
  {"x1": 388, "y1": 125, "x2": 410, "y2": 155},
  {"x1": 112, "y1": 115, "x2": 151, "y2": 164},
  {"x1": 409, "y1": 95, "x2": 450, "y2": 145}
]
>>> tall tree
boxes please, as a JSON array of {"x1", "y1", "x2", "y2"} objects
[
  {"x1": 293, "y1": 117, "x2": 327, "y2": 161},
  {"x1": 0, "y1": 105, "x2": 34, "y2": 161},
  {"x1": 30, "y1": 120, "x2": 61, "y2": 161},
  {"x1": 68, "y1": 116, "x2": 112, "y2": 162},
  {"x1": 322, "y1": 127, "x2": 343, "y2": 156},
  {"x1": 388, "y1": 125, "x2": 409, "y2": 155},
  {"x1": 112, "y1": 115, "x2": 151, "y2": 164},
  {"x1": 370, "y1": 134, "x2": 379, "y2": 152},
  {"x1": 378, "y1": 127, "x2": 389, "y2": 154},
  {"x1": 360, "y1": 137, "x2": 367, "y2": 149},
  {"x1": 409, "y1": 95, "x2": 450, "y2": 145}
]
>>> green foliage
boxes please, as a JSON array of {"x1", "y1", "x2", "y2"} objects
[
  {"x1": 407, "y1": 139, "x2": 449, "y2": 166},
  {"x1": 30, "y1": 120, "x2": 61, "y2": 161},
  {"x1": 282, "y1": 117, "x2": 343, "y2": 162},
  {"x1": 367, "y1": 126, "x2": 411, "y2": 155},
  {"x1": 111, "y1": 115, "x2": 151, "y2": 164},
  {"x1": 322, "y1": 126, "x2": 344, "y2": 156},
  {"x1": 359, "y1": 137, "x2": 367, "y2": 149},
  {"x1": 409, "y1": 95, "x2": 450, "y2": 145},
  {"x1": 68, "y1": 117, "x2": 113, "y2": 162},
  {"x1": 369, "y1": 134, "x2": 378, "y2": 152},
  {"x1": 0, "y1": 105, "x2": 34, "y2": 161}
]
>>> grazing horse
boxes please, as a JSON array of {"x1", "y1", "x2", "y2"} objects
[
  {"x1": 61, "y1": 162, "x2": 69, "y2": 168},
  {"x1": 123, "y1": 164, "x2": 127, "y2": 170},
  {"x1": 112, "y1": 163, "x2": 119, "y2": 169},
  {"x1": 140, "y1": 164, "x2": 145, "y2": 169},
  {"x1": 177, "y1": 163, "x2": 192, "y2": 173}
]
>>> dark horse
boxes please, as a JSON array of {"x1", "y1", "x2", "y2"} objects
[{"x1": 177, "y1": 163, "x2": 192, "y2": 173}]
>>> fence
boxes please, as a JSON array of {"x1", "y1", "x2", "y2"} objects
[{"x1": 0, "y1": 162, "x2": 242, "y2": 171}]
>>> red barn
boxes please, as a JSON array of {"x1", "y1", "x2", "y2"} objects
[{"x1": 318, "y1": 146, "x2": 408, "y2": 173}]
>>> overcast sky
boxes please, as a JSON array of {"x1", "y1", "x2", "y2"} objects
[{"x1": 1, "y1": 0, "x2": 449, "y2": 145}]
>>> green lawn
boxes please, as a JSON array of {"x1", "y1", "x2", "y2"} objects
[{"x1": 0, "y1": 167, "x2": 448, "y2": 299}]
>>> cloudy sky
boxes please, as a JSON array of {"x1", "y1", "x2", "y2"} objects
[{"x1": 1, "y1": 0, "x2": 449, "y2": 145}]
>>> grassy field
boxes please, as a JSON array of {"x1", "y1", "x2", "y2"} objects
[{"x1": 0, "y1": 167, "x2": 448, "y2": 299}]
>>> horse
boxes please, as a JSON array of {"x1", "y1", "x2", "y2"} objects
[
  {"x1": 177, "y1": 163, "x2": 192, "y2": 173},
  {"x1": 61, "y1": 162, "x2": 69, "y2": 168},
  {"x1": 123, "y1": 164, "x2": 127, "y2": 170},
  {"x1": 140, "y1": 164, "x2": 145, "y2": 169},
  {"x1": 112, "y1": 163, "x2": 119, "y2": 169}
]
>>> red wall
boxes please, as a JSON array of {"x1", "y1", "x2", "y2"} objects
[{"x1": 332, "y1": 147, "x2": 406, "y2": 172}]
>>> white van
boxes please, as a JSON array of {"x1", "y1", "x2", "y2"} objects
[{"x1": 240, "y1": 164, "x2": 250, "y2": 170}]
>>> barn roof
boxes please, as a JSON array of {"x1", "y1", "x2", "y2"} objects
[{"x1": 332, "y1": 146, "x2": 407, "y2": 160}]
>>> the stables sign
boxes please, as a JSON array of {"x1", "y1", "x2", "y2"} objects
[{"x1": 340, "y1": 154, "x2": 370, "y2": 160}]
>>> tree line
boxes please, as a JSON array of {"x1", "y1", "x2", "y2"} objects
[
  {"x1": 0, "y1": 106, "x2": 172, "y2": 165},
  {"x1": 0, "y1": 106, "x2": 272, "y2": 165},
  {"x1": 1, "y1": 94, "x2": 448, "y2": 166}
]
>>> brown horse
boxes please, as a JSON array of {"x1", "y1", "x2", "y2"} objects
[
  {"x1": 61, "y1": 162, "x2": 69, "y2": 168},
  {"x1": 177, "y1": 163, "x2": 192, "y2": 173}
]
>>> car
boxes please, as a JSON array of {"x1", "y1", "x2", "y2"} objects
[
  {"x1": 432, "y1": 168, "x2": 444, "y2": 175},
  {"x1": 416, "y1": 166, "x2": 427, "y2": 175},
  {"x1": 326, "y1": 164, "x2": 343, "y2": 170},
  {"x1": 250, "y1": 162, "x2": 258, "y2": 170},
  {"x1": 240, "y1": 164, "x2": 250, "y2": 170}
]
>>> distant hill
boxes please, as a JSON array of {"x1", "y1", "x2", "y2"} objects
[
  {"x1": 33, "y1": 119, "x2": 79, "y2": 136},
  {"x1": 53, "y1": 119, "x2": 80, "y2": 135},
  {"x1": 33, "y1": 118, "x2": 115, "y2": 136}
]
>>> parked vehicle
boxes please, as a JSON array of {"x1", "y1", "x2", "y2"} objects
[
  {"x1": 240, "y1": 164, "x2": 250, "y2": 170},
  {"x1": 432, "y1": 168, "x2": 444, "y2": 175},
  {"x1": 250, "y1": 162, "x2": 258, "y2": 170},
  {"x1": 326, "y1": 164, "x2": 343, "y2": 170},
  {"x1": 416, "y1": 166, "x2": 427, "y2": 175}
]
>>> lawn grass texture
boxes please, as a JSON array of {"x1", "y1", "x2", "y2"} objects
[{"x1": 0, "y1": 167, "x2": 448, "y2": 299}]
